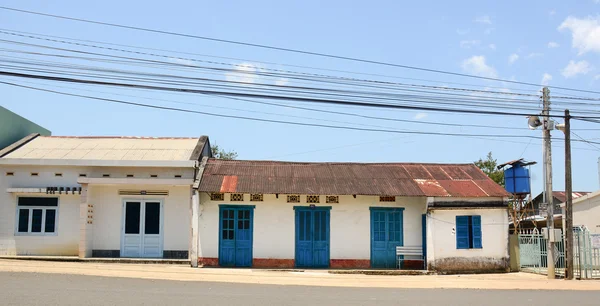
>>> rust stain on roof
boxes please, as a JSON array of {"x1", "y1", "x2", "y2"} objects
[
  {"x1": 553, "y1": 191, "x2": 590, "y2": 203},
  {"x1": 199, "y1": 160, "x2": 509, "y2": 198},
  {"x1": 220, "y1": 176, "x2": 238, "y2": 193}
]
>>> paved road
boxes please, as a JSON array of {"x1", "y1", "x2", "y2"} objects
[{"x1": 2, "y1": 272, "x2": 599, "y2": 306}]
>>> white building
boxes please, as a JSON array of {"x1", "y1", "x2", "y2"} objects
[
  {"x1": 1, "y1": 134, "x2": 511, "y2": 273},
  {"x1": 0, "y1": 134, "x2": 210, "y2": 258},
  {"x1": 194, "y1": 159, "x2": 510, "y2": 273},
  {"x1": 569, "y1": 190, "x2": 600, "y2": 234}
]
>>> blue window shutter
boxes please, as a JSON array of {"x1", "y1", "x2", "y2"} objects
[
  {"x1": 471, "y1": 215, "x2": 482, "y2": 248},
  {"x1": 456, "y1": 216, "x2": 469, "y2": 249}
]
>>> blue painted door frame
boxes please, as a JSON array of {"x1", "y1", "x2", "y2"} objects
[
  {"x1": 370, "y1": 207, "x2": 404, "y2": 269},
  {"x1": 218, "y1": 205, "x2": 255, "y2": 267},
  {"x1": 294, "y1": 206, "x2": 331, "y2": 268}
]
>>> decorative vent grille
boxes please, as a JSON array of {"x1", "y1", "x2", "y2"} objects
[
  {"x1": 126, "y1": 174, "x2": 134, "y2": 178},
  {"x1": 379, "y1": 196, "x2": 396, "y2": 202},
  {"x1": 231, "y1": 193, "x2": 244, "y2": 202},
  {"x1": 102, "y1": 174, "x2": 110, "y2": 178},
  {"x1": 307, "y1": 195, "x2": 320, "y2": 203},
  {"x1": 31, "y1": 173, "x2": 38, "y2": 177},
  {"x1": 250, "y1": 194, "x2": 263, "y2": 202},
  {"x1": 119, "y1": 190, "x2": 169, "y2": 196},
  {"x1": 150, "y1": 174, "x2": 158, "y2": 178},
  {"x1": 174, "y1": 175, "x2": 182, "y2": 178},
  {"x1": 287, "y1": 194, "x2": 300, "y2": 203},
  {"x1": 6, "y1": 172, "x2": 14, "y2": 176},
  {"x1": 326, "y1": 196, "x2": 339, "y2": 204},
  {"x1": 210, "y1": 193, "x2": 224, "y2": 201},
  {"x1": 79, "y1": 174, "x2": 87, "y2": 177},
  {"x1": 55, "y1": 173, "x2": 63, "y2": 177}
]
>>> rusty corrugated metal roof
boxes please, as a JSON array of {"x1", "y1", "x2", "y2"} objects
[
  {"x1": 553, "y1": 191, "x2": 590, "y2": 203},
  {"x1": 198, "y1": 159, "x2": 509, "y2": 197}
]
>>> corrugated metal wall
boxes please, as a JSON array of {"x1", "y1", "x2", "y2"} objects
[{"x1": 0, "y1": 106, "x2": 51, "y2": 149}]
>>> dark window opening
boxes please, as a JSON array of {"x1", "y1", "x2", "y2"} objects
[
  {"x1": 124, "y1": 202, "x2": 141, "y2": 234},
  {"x1": 18, "y1": 209, "x2": 29, "y2": 232},
  {"x1": 144, "y1": 202, "x2": 160, "y2": 235},
  {"x1": 31, "y1": 209, "x2": 43, "y2": 233},
  {"x1": 45, "y1": 209, "x2": 56, "y2": 233}
]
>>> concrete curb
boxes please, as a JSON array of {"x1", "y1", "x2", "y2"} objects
[{"x1": 0, "y1": 256, "x2": 189, "y2": 265}]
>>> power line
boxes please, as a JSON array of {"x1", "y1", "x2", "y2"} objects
[
  {"x1": 0, "y1": 27, "x2": 550, "y2": 95},
  {"x1": 4, "y1": 79, "x2": 599, "y2": 150},
  {"x1": 0, "y1": 79, "x2": 556, "y2": 140},
  {"x1": 0, "y1": 37, "x2": 548, "y2": 106},
  {"x1": 1, "y1": 70, "x2": 580, "y2": 119},
  {"x1": 3, "y1": 6, "x2": 600, "y2": 95},
  {"x1": 572, "y1": 131, "x2": 600, "y2": 151}
]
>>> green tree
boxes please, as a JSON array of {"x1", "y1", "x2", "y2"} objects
[
  {"x1": 474, "y1": 152, "x2": 504, "y2": 187},
  {"x1": 211, "y1": 144, "x2": 238, "y2": 160}
]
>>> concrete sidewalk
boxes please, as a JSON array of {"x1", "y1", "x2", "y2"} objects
[{"x1": 1, "y1": 259, "x2": 599, "y2": 290}]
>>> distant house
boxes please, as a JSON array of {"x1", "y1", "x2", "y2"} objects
[
  {"x1": 0, "y1": 106, "x2": 50, "y2": 149},
  {"x1": 1, "y1": 134, "x2": 511, "y2": 273},
  {"x1": 568, "y1": 190, "x2": 600, "y2": 234},
  {"x1": 522, "y1": 191, "x2": 591, "y2": 230}
]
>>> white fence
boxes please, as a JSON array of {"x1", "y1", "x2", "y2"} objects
[{"x1": 518, "y1": 228, "x2": 600, "y2": 279}]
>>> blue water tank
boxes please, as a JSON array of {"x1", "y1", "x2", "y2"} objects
[{"x1": 504, "y1": 165, "x2": 530, "y2": 195}]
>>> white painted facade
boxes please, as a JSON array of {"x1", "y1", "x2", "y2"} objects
[
  {"x1": 572, "y1": 190, "x2": 600, "y2": 234},
  {"x1": 198, "y1": 193, "x2": 427, "y2": 263},
  {"x1": 426, "y1": 199, "x2": 509, "y2": 272},
  {"x1": 0, "y1": 165, "x2": 194, "y2": 257}
]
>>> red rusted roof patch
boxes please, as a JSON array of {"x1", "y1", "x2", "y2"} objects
[{"x1": 220, "y1": 175, "x2": 238, "y2": 193}]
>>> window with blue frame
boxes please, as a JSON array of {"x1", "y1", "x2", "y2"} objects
[{"x1": 456, "y1": 215, "x2": 482, "y2": 249}]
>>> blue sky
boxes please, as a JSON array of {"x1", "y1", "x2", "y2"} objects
[{"x1": 1, "y1": 0, "x2": 600, "y2": 195}]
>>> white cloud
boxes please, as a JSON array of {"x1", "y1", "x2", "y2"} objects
[
  {"x1": 526, "y1": 52, "x2": 544, "y2": 59},
  {"x1": 541, "y1": 73, "x2": 553, "y2": 85},
  {"x1": 561, "y1": 60, "x2": 592, "y2": 78},
  {"x1": 225, "y1": 62, "x2": 259, "y2": 84},
  {"x1": 460, "y1": 40, "x2": 481, "y2": 49},
  {"x1": 413, "y1": 113, "x2": 428, "y2": 120},
  {"x1": 489, "y1": 43, "x2": 496, "y2": 50},
  {"x1": 558, "y1": 16, "x2": 600, "y2": 54},
  {"x1": 549, "y1": 10, "x2": 556, "y2": 16},
  {"x1": 547, "y1": 41, "x2": 560, "y2": 48},
  {"x1": 484, "y1": 28, "x2": 495, "y2": 35},
  {"x1": 595, "y1": 74, "x2": 600, "y2": 80},
  {"x1": 274, "y1": 78, "x2": 289, "y2": 86},
  {"x1": 461, "y1": 55, "x2": 498, "y2": 78},
  {"x1": 474, "y1": 15, "x2": 492, "y2": 24},
  {"x1": 508, "y1": 53, "x2": 519, "y2": 64}
]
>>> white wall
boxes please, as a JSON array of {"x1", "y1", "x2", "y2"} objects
[
  {"x1": 573, "y1": 193, "x2": 600, "y2": 234},
  {"x1": 427, "y1": 207, "x2": 509, "y2": 272},
  {"x1": 0, "y1": 165, "x2": 85, "y2": 255},
  {"x1": 89, "y1": 184, "x2": 191, "y2": 252},
  {"x1": 0, "y1": 165, "x2": 193, "y2": 256},
  {"x1": 198, "y1": 194, "x2": 427, "y2": 261}
]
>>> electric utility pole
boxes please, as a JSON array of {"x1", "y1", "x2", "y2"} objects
[
  {"x1": 542, "y1": 87, "x2": 555, "y2": 279},
  {"x1": 564, "y1": 109, "x2": 573, "y2": 280}
]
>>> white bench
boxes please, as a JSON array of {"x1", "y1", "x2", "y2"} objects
[{"x1": 396, "y1": 246, "x2": 425, "y2": 269}]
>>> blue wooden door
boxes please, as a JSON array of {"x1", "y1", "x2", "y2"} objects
[
  {"x1": 370, "y1": 208, "x2": 404, "y2": 268},
  {"x1": 219, "y1": 206, "x2": 253, "y2": 267},
  {"x1": 295, "y1": 208, "x2": 330, "y2": 268}
]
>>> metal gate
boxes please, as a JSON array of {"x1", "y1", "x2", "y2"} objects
[
  {"x1": 518, "y1": 229, "x2": 564, "y2": 276},
  {"x1": 518, "y1": 227, "x2": 600, "y2": 279},
  {"x1": 574, "y1": 228, "x2": 600, "y2": 279}
]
